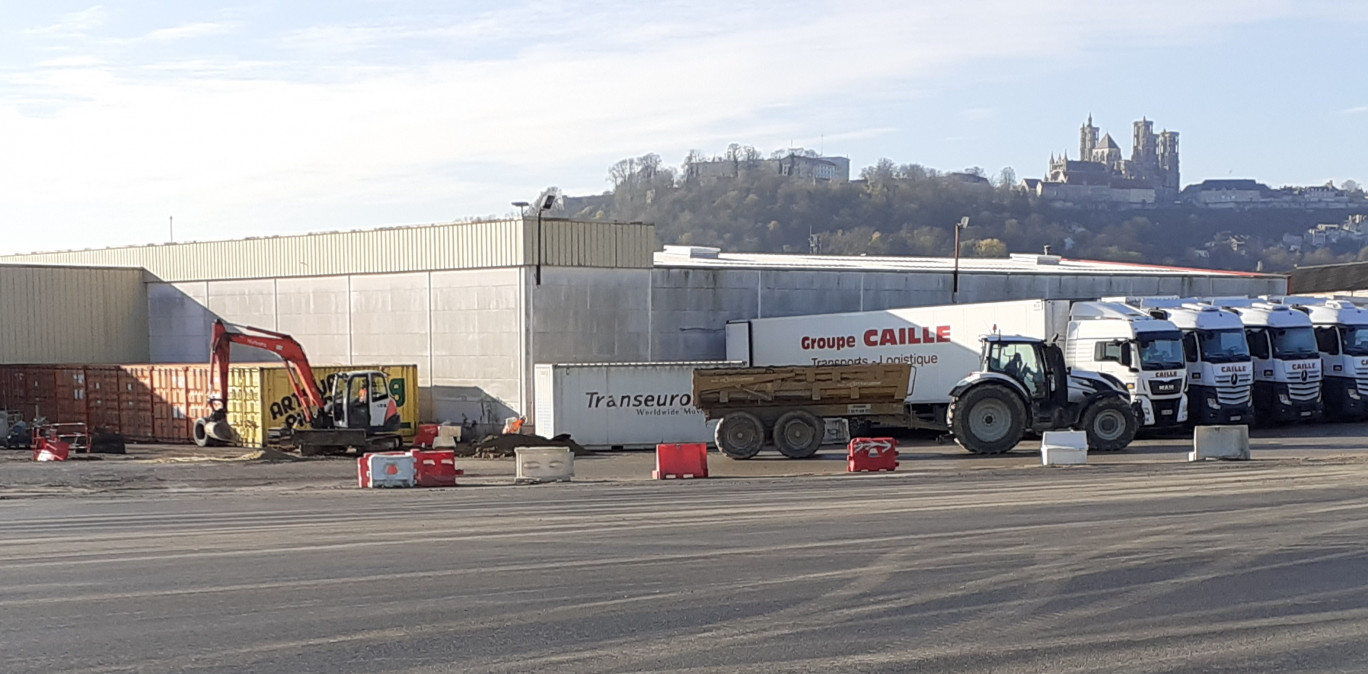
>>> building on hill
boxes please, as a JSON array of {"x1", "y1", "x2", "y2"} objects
[
  {"x1": 1032, "y1": 115, "x2": 1180, "y2": 205},
  {"x1": 685, "y1": 153, "x2": 850, "y2": 183},
  {"x1": 1181, "y1": 179, "x2": 1351, "y2": 209}
]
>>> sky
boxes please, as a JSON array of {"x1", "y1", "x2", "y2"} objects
[{"x1": 1, "y1": 1, "x2": 1366, "y2": 254}]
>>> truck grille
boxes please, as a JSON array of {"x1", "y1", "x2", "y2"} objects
[
  {"x1": 1149, "y1": 378, "x2": 1183, "y2": 396},
  {"x1": 1216, "y1": 372, "x2": 1253, "y2": 406},
  {"x1": 1357, "y1": 364, "x2": 1368, "y2": 396},
  {"x1": 1288, "y1": 381, "x2": 1321, "y2": 402}
]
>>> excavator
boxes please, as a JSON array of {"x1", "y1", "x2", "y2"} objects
[{"x1": 193, "y1": 320, "x2": 404, "y2": 455}]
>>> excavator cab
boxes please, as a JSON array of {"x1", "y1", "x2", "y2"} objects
[{"x1": 328, "y1": 371, "x2": 401, "y2": 433}]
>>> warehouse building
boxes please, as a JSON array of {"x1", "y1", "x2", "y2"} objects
[{"x1": 0, "y1": 218, "x2": 1286, "y2": 433}]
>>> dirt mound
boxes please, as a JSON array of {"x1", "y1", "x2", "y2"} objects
[{"x1": 468, "y1": 433, "x2": 590, "y2": 459}]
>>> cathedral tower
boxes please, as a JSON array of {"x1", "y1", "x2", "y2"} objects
[{"x1": 1080, "y1": 115, "x2": 1099, "y2": 161}]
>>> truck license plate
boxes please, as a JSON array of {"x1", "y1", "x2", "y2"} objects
[
  {"x1": 1301, "y1": 410, "x2": 1312, "y2": 417},
  {"x1": 1230, "y1": 415, "x2": 1242, "y2": 421},
  {"x1": 1161, "y1": 409, "x2": 1173, "y2": 415},
  {"x1": 847, "y1": 404, "x2": 871, "y2": 414}
]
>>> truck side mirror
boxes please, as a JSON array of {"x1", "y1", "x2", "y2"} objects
[{"x1": 1119, "y1": 345, "x2": 1136, "y2": 371}]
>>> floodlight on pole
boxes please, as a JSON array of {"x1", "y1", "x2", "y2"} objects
[{"x1": 952, "y1": 216, "x2": 970, "y2": 304}]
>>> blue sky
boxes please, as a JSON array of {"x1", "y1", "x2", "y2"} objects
[{"x1": 1, "y1": 1, "x2": 1365, "y2": 254}]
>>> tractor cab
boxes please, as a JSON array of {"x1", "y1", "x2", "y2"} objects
[
  {"x1": 327, "y1": 370, "x2": 401, "y2": 433},
  {"x1": 981, "y1": 335, "x2": 1070, "y2": 425}
]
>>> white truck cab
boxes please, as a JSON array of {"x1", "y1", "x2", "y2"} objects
[
  {"x1": 1291, "y1": 299, "x2": 1368, "y2": 420},
  {"x1": 1113, "y1": 298, "x2": 1253, "y2": 425},
  {"x1": 1065, "y1": 302, "x2": 1187, "y2": 426},
  {"x1": 1204, "y1": 299, "x2": 1323, "y2": 423}
]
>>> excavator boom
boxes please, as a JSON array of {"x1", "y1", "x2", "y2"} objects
[{"x1": 197, "y1": 320, "x2": 329, "y2": 445}]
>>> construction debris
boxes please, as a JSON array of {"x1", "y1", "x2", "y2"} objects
[{"x1": 462, "y1": 433, "x2": 590, "y2": 459}]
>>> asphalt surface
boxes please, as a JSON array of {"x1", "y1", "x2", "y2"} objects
[{"x1": 6, "y1": 455, "x2": 1368, "y2": 673}]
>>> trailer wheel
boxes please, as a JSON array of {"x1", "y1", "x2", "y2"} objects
[
  {"x1": 1080, "y1": 397, "x2": 1138, "y2": 452},
  {"x1": 773, "y1": 410, "x2": 823, "y2": 459},
  {"x1": 949, "y1": 384, "x2": 1026, "y2": 455},
  {"x1": 716, "y1": 412, "x2": 766, "y2": 459}
]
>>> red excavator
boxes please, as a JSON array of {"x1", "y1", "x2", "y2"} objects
[{"x1": 193, "y1": 320, "x2": 404, "y2": 455}]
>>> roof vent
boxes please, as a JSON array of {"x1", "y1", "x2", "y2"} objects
[
  {"x1": 1009, "y1": 253, "x2": 1061, "y2": 265},
  {"x1": 662, "y1": 245, "x2": 720, "y2": 259}
]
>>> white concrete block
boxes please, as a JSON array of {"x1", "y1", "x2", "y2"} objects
[
  {"x1": 1041, "y1": 430, "x2": 1089, "y2": 466},
  {"x1": 1190, "y1": 425, "x2": 1250, "y2": 461},
  {"x1": 515, "y1": 447, "x2": 574, "y2": 483}
]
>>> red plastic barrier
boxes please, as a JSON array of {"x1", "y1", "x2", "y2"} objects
[
  {"x1": 847, "y1": 437, "x2": 898, "y2": 473},
  {"x1": 412, "y1": 423, "x2": 440, "y2": 449},
  {"x1": 654, "y1": 443, "x2": 709, "y2": 479},
  {"x1": 33, "y1": 437, "x2": 70, "y2": 462},
  {"x1": 411, "y1": 449, "x2": 463, "y2": 487}
]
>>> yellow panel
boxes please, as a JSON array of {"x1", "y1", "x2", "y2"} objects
[{"x1": 230, "y1": 363, "x2": 420, "y2": 448}]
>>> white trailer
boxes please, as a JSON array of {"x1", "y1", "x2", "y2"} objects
[
  {"x1": 726, "y1": 298, "x2": 1187, "y2": 428},
  {"x1": 533, "y1": 362, "x2": 740, "y2": 449}
]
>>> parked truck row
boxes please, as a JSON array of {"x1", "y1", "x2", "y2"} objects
[{"x1": 694, "y1": 295, "x2": 1368, "y2": 459}]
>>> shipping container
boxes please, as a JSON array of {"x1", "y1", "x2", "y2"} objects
[
  {"x1": 0, "y1": 362, "x2": 418, "y2": 446},
  {"x1": 224, "y1": 364, "x2": 419, "y2": 448},
  {"x1": 534, "y1": 362, "x2": 739, "y2": 449}
]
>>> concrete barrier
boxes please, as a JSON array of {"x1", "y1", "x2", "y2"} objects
[
  {"x1": 1041, "y1": 430, "x2": 1088, "y2": 465},
  {"x1": 515, "y1": 447, "x2": 574, "y2": 483},
  {"x1": 1189, "y1": 425, "x2": 1250, "y2": 461}
]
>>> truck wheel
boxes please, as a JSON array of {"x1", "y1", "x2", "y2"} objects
[
  {"x1": 773, "y1": 410, "x2": 823, "y2": 459},
  {"x1": 949, "y1": 384, "x2": 1026, "y2": 454},
  {"x1": 716, "y1": 412, "x2": 766, "y2": 459},
  {"x1": 1080, "y1": 397, "x2": 1138, "y2": 452}
]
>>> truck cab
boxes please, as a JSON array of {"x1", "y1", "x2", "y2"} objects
[
  {"x1": 1065, "y1": 302, "x2": 1188, "y2": 427},
  {"x1": 1206, "y1": 300, "x2": 1323, "y2": 423},
  {"x1": 1118, "y1": 299, "x2": 1254, "y2": 425},
  {"x1": 1292, "y1": 299, "x2": 1368, "y2": 420}
]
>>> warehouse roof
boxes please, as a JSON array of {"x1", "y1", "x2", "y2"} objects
[{"x1": 653, "y1": 246, "x2": 1277, "y2": 278}]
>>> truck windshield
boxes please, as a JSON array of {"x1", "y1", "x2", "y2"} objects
[
  {"x1": 1198, "y1": 329, "x2": 1251, "y2": 363},
  {"x1": 1271, "y1": 326, "x2": 1319, "y2": 360},
  {"x1": 1342, "y1": 326, "x2": 1368, "y2": 356},
  {"x1": 1136, "y1": 331, "x2": 1185, "y2": 370}
]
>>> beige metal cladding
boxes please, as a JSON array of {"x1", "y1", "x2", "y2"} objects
[
  {"x1": 0, "y1": 219, "x2": 657, "y2": 283},
  {"x1": 0, "y1": 265, "x2": 150, "y2": 363}
]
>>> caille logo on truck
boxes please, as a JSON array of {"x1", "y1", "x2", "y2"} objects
[{"x1": 800, "y1": 325, "x2": 952, "y2": 351}]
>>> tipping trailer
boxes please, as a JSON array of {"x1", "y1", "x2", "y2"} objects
[
  {"x1": 725, "y1": 298, "x2": 1187, "y2": 429},
  {"x1": 1113, "y1": 298, "x2": 1254, "y2": 425},
  {"x1": 698, "y1": 333, "x2": 1138, "y2": 458}
]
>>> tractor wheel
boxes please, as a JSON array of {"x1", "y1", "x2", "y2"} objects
[
  {"x1": 715, "y1": 412, "x2": 766, "y2": 459},
  {"x1": 949, "y1": 384, "x2": 1026, "y2": 455},
  {"x1": 1080, "y1": 397, "x2": 1138, "y2": 452},
  {"x1": 773, "y1": 410, "x2": 823, "y2": 459}
]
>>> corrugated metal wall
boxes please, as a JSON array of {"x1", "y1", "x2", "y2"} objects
[
  {"x1": 0, "y1": 265, "x2": 149, "y2": 363},
  {"x1": 0, "y1": 219, "x2": 657, "y2": 283}
]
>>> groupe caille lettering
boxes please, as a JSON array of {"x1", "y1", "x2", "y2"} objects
[{"x1": 800, "y1": 326, "x2": 952, "y2": 351}]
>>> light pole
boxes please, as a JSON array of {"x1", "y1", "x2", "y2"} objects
[{"x1": 952, "y1": 216, "x2": 969, "y2": 304}]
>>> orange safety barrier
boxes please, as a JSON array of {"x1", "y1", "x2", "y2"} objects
[
  {"x1": 411, "y1": 449, "x2": 463, "y2": 487},
  {"x1": 847, "y1": 437, "x2": 898, "y2": 473},
  {"x1": 653, "y1": 443, "x2": 709, "y2": 479}
]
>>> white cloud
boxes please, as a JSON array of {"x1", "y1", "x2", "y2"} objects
[
  {"x1": 1342, "y1": 105, "x2": 1368, "y2": 115},
  {"x1": 23, "y1": 6, "x2": 108, "y2": 37},
  {"x1": 0, "y1": 0, "x2": 1350, "y2": 253},
  {"x1": 143, "y1": 21, "x2": 241, "y2": 41}
]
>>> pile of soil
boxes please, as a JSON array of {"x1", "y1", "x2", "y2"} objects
[{"x1": 461, "y1": 433, "x2": 590, "y2": 459}]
